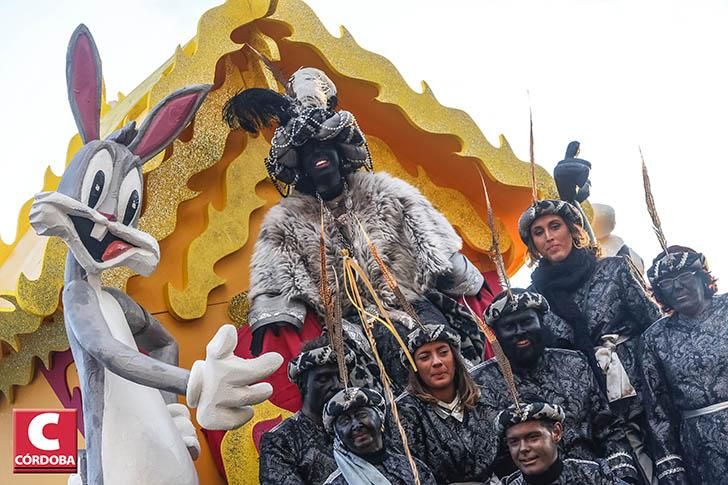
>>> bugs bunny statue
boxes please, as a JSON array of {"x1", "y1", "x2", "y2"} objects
[{"x1": 29, "y1": 24, "x2": 283, "y2": 485}]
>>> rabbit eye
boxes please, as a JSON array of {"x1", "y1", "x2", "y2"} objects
[
  {"x1": 117, "y1": 169, "x2": 143, "y2": 226},
  {"x1": 122, "y1": 190, "x2": 139, "y2": 225},
  {"x1": 88, "y1": 171, "x2": 105, "y2": 208},
  {"x1": 81, "y1": 149, "x2": 113, "y2": 209}
]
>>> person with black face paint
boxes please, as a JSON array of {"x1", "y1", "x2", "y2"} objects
[
  {"x1": 639, "y1": 246, "x2": 727, "y2": 484},
  {"x1": 259, "y1": 336, "x2": 348, "y2": 484},
  {"x1": 497, "y1": 401, "x2": 629, "y2": 485},
  {"x1": 225, "y1": 67, "x2": 488, "y2": 395},
  {"x1": 471, "y1": 289, "x2": 638, "y2": 483},
  {"x1": 321, "y1": 387, "x2": 436, "y2": 485}
]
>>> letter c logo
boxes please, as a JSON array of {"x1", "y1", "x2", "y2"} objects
[{"x1": 27, "y1": 413, "x2": 60, "y2": 451}]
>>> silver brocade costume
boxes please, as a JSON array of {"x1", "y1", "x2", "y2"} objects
[
  {"x1": 639, "y1": 293, "x2": 728, "y2": 484},
  {"x1": 536, "y1": 257, "x2": 663, "y2": 413},
  {"x1": 389, "y1": 392, "x2": 499, "y2": 483},
  {"x1": 502, "y1": 458, "x2": 630, "y2": 485},
  {"x1": 258, "y1": 411, "x2": 337, "y2": 485},
  {"x1": 472, "y1": 348, "x2": 639, "y2": 482}
]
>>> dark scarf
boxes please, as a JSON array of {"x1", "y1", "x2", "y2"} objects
[
  {"x1": 523, "y1": 455, "x2": 563, "y2": 485},
  {"x1": 531, "y1": 248, "x2": 607, "y2": 393}
]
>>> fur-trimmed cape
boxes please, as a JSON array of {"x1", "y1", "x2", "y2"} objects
[{"x1": 248, "y1": 171, "x2": 462, "y2": 325}]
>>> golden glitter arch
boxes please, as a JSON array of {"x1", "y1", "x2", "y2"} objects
[{"x1": 0, "y1": 1, "x2": 567, "y2": 483}]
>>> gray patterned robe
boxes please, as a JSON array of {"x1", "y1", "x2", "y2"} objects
[
  {"x1": 472, "y1": 349, "x2": 638, "y2": 481},
  {"x1": 389, "y1": 392, "x2": 499, "y2": 483},
  {"x1": 322, "y1": 450, "x2": 437, "y2": 485},
  {"x1": 536, "y1": 257, "x2": 662, "y2": 417},
  {"x1": 258, "y1": 412, "x2": 336, "y2": 485},
  {"x1": 502, "y1": 458, "x2": 630, "y2": 484},
  {"x1": 639, "y1": 293, "x2": 728, "y2": 484}
]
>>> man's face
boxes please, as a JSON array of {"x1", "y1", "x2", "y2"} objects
[
  {"x1": 414, "y1": 341, "x2": 456, "y2": 393},
  {"x1": 303, "y1": 365, "x2": 343, "y2": 415},
  {"x1": 657, "y1": 269, "x2": 709, "y2": 316},
  {"x1": 505, "y1": 420, "x2": 562, "y2": 476},
  {"x1": 530, "y1": 214, "x2": 573, "y2": 263},
  {"x1": 335, "y1": 406, "x2": 384, "y2": 455},
  {"x1": 494, "y1": 309, "x2": 545, "y2": 368},
  {"x1": 299, "y1": 140, "x2": 343, "y2": 196}
]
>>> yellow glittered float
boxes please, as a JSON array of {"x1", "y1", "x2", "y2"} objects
[{"x1": 0, "y1": 1, "x2": 574, "y2": 484}]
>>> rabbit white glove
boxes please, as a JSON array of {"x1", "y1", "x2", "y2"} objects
[
  {"x1": 186, "y1": 324, "x2": 283, "y2": 430},
  {"x1": 167, "y1": 403, "x2": 200, "y2": 460}
]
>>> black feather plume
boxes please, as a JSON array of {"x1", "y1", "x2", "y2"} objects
[{"x1": 223, "y1": 88, "x2": 294, "y2": 133}]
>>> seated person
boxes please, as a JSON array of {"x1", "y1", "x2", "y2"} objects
[
  {"x1": 392, "y1": 306, "x2": 498, "y2": 483},
  {"x1": 322, "y1": 387, "x2": 436, "y2": 484},
  {"x1": 259, "y1": 336, "x2": 348, "y2": 484},
  {"x1": 498, "y1": 401, "x2": 629, "y2": 484},
  {"x1": 227, "y1": 67, "x2": 488, "y2": 391},
  {"x1": 472, "y1": 289, "x2": 638, "y2": 482}
]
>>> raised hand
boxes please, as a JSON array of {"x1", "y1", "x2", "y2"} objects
[
  {"x1": 553, "y1": 140, "x2": 592, "y2": 203},
  {"x1": 186, "y1": 324, "x2": 283, "y2": 430}
]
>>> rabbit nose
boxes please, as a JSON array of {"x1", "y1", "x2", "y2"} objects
[{"x1": 98, "y1": 211, "x2": 117, "y2": 222}]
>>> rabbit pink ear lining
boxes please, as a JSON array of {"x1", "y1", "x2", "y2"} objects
[
  {"x1": 69, "y1": 29, "x2": 101, "y2": 142},
  {"x1": 131, "y1": 91, "x2": 204, "y2": 162}
]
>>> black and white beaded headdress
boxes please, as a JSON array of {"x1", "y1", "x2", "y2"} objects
[{"x1": 223, "y1": 67, "x2": 372, "y2": 195}]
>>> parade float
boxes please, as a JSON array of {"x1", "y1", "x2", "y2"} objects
[{"x1": 0, "y1": 0, "x2": 568, "y2": 483}]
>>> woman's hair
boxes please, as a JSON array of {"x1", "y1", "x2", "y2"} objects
[
  {"x1": 406, "y1": 344, "x2": 481, "y2": 410},
  {"x1": 526, "y1": 215, "x2": 602, "y2": 266}
]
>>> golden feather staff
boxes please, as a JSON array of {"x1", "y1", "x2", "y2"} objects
[
  {"x1": 331, "y1": 267, "x2": 349, "y2": 389},
  {"x1": 639, "y1": 147, "x2": 669, "y2": 254},
  {"x1": 342, "y1": 254, "x2": 421, "y2": 485},
  {"x1": 353, "y1": 215, "x2": 426, "y2": 331},
  {"x1": 476, "y1": 169, "x2": 513, "y2": 299},
  {"x1": 319, "y1": 200, "x2": 349, "y2": 388},
  {"x1": 463, "y1": 298, "x2": 521, "y2": 412},
  {"x1": 469, "y1": 165, "x2": 521, "y2": 411},
  {"x1": 529, "y1": 96, "x2": 538, "y2": 204}
]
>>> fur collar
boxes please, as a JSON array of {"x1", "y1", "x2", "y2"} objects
[{"x1": 249, "y1": 171, "x2": 462, "y2": 316}]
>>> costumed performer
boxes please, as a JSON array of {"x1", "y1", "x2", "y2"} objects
[
  {"x1": 498, "y1": 401, "x2": 629, "y2": 485},
  {"x1": 392, "y1": 305, "x2": 499, "y2": 484},
  {"x1": 472, "y1": 289, "x2": 639, "y2": 483},
  {"x1": 636, "y1": 160, "x2": 725, "y2": 485},
  {"x1": 259, "y1": 336, "x2": 355, "y2": 484},
  {"x1": 520, "y1": 142, "x2": 662, "y2": 483},
  {"x1": 639, "y1": 247, "x2": 725, "y2": 485},
  {"x1": 223, "y1": 67, "x2": 489, "y2": 397},
  {"x1": 322, "y1": 387, "x2": 436, "y2": 485}
]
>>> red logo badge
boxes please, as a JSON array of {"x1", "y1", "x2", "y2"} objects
[{"x1": 13, "y1": 409, "x2": 77, "y2": 474}]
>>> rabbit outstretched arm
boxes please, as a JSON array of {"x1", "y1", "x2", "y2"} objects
[
  {"x1": 63, "y1": 279, "x2": 191, "y2": 395},
  {"x1": 105, "y1": 287, "x2": 181, "y2": 404}
]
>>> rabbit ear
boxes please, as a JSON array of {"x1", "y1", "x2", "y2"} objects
[
  {"x1": 128, "y1": 85, "x2": 211, "y2": 165},
  {"x1": 66, "y1": 24, "x2": 102, "y2": 144}
]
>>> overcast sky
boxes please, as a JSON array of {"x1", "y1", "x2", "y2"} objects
[{"x1": 1, "y1": 0, "x2": 726, "y2": 285}]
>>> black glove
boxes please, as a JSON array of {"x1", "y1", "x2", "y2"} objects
[
  {"x1": 250, "y1": 321, "x2": 294, "y2": 357},
  {"x1": 553, "y1": 140, "x2": 592, "y2": 203}
]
